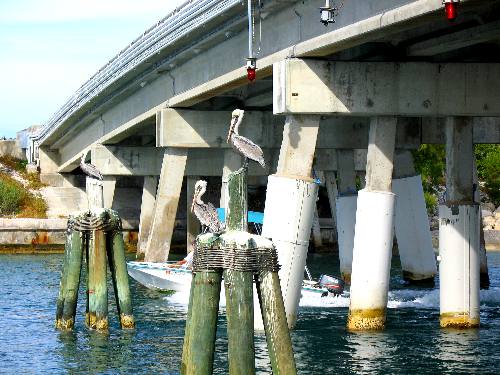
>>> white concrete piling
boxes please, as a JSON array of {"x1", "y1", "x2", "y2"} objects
[
  {"x1": 439, "y1": 117, "x2": 480, "y2": 328},
  {"x1": 347, "y1": 116, "x2": 396, "y2": 331},
  {"x1": 392, "y1": 175, "x2": 437, "y2": 283},
  {"x1": 336, "y1": 195, "x2": 357, "y2": 283},
  {"x1": 335, "y1": 149, "x2": 358, "y2": 283},
  {"x1": 439, "y1": 204, "x2": 480, "y2": 328},
  {"x1": 262, "y1": 175, "x2": 318, "y2": 328}
]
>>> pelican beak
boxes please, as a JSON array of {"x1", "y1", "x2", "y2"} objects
[
  {"x1": 227, "y1": 116, "x2": 237, "y2": 143},
  {"x1": 190, "y1": 193, "x2": 196, "y2": 212}
]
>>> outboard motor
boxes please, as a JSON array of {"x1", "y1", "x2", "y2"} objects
[{"x1": 318, "y1": 274, "x2": 345, "y2": 296}]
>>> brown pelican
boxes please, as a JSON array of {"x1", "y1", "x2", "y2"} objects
[
  {"x1": 80, "y1": 150, "x2": 103, "y2": 180},
  {"x1": 227, "y1": 109, "x2": 266, "y2": 168},
  {"x1": 191, "y1": 180, "x2": 225, "y2": 234}
]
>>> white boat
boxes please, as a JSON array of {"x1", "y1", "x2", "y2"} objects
[
  {"x1": 127, "y1": 261, "x2": 344, "y2": 297},
  {"x1": 127, "y1": 261, "x2": 192, "y2": 292}
]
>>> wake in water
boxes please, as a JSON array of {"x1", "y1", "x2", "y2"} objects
[{"x1": 164, "y1": 285, "x2": 500, "y2": 310}]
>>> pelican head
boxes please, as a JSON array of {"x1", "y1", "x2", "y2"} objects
[
  {"x1": 191, "y1": 180, "x2": 208, "y2": 212},
  {"x1": 227, "y1": 109, "x2": 245, "y2": 143}
]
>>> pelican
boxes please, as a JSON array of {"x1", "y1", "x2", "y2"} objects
[
  {"x1": 80, "y1": 150, "x2": 103, "y2": 180},
  {"x1": 191, "y1": 180, "x2": 225, "y2": 234},
  {"x1": 227, "y1": 109, "x2": 266, "y2": 168}
]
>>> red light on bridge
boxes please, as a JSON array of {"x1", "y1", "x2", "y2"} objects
[
  {"x1": 247, "y1": 67, "x2": 256, "y2": 82},
  {"x1": 443, "y1": 0, "x2": 459, "y2": 22}
]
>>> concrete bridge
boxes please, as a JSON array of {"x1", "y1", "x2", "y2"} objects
[{"x1": 32, "y1": 0, "x2": 500, "y2": 330}]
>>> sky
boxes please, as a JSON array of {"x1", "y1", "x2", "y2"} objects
[{"x1": 0, "y1": 0, "x2": 186, "y2": 138}]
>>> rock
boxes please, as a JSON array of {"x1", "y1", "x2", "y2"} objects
[
  {"x1": 482, "y1": 209, "x2": 493, "y2": 218},
  {"x1": 25, "y1": 163, "x2": 38, "y2": 174},
  {"x1": 483, "y1": 216, "x2": 496, "y2": 229},
  {"x1": 495, "y1": 206, "x2": 500, "y2": 214},
  {"x1": 481, "y1": 202, "x2": 496, "y2": 213}
]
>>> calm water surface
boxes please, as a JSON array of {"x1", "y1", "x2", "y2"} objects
[{"x1": 1, "y1": 252, "x2": 499, "y2": 374}]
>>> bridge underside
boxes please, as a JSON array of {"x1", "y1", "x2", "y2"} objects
[{"x1": 36, "y1": 0, "x2": 499, "y2": 328}]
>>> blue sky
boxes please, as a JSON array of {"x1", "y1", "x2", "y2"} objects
[{"x1": 0, "y1": 0, "x2": 185, "y2": 138}]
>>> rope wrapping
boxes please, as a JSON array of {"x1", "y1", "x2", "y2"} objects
[
  {"x1": 193, "y1": 239, "x2": 280, "y2": 273},
  {"x1": 67, "y1": 209, "x2": 122, "y2": 234}
]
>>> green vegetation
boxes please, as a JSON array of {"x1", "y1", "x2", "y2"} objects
[
  {"x1": 0, "y1": 176, "x2": 25, "y2": 215},
  {"x1": 475, "y1": 145, "x2": 500, "y2": 206},
  {"x1": 0, "y1": 156, "x2": 45, "y2": 190},
  {"x1": 0, "y1": 174, "x2": 47, "y2": 218},
  {"x1": 412, "y1": 144, "x2": 500, "y2": 211},
  {"x1": 0, "y1": 156, "x2": 47, "y2": 218}
]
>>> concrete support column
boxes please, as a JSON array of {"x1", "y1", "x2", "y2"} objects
[
  {"x1": 392, "y1": 150, "x2": 437, "y2": 284},
  {"x1": 102, "y1": 176, "x2": 117, "y2": 209},
  {"x1": 473, "y1": 159, "x2": 490, "y2": 289},
  {"x1": 439, "y1": 117, "x2": 480, "y2": 328},
  {"x1": 335, "y1": 149, "x2": 358, "y2": 283},
  {"x1": 262, "y1": 114, "x2": 320, "y2": 329},
  {"x1": 187, "y1": 176, "x2": 200, "y2": 253},
  {"x1": 137, "y1": 176, "x2": 158, "y2": 257},
  {"x1": 220, "y1": 150, "x2": 242, "y2": 208},
  {"x1": 144, "y1": 148, "x2": 187, "y2": 263},
  {"x1": 348, "y1": 116, "x2": 397, "y2": 331}
]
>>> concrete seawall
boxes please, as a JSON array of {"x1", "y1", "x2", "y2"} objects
[{"x1": 0, "y1": 218, "x2": 138, "y2": 253}]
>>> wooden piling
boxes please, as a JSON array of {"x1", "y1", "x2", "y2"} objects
[
  {"x1": 256, "y1": 270, "x2": 297, "y2": 375},
  {"x1": 224, "y1": 166, "x2": 255, "y2": 375},
  {"x1": 87, "y1": 229, "x2": 108, "y2": 331},
  {"x1": 225, "y1": 268, "x2": 255, "y2": 375},
  {"x1": 107, "y1": 211, "x2": 135, "y2": 329},
  {"x1": 181, "y1": 233, "x2": 222, "y2": 375},
  {"x1": 56, "y1": 229, "x2": 84, "y2": 330}
]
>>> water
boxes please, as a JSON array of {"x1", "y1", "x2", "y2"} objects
[{"x1": 1, "y1": 252, "x2": 500, "y2": 374}]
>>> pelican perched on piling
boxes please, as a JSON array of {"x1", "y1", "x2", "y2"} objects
[
  {"x1": 191, "y1": 180, "x2": 225, "y2": 234},
  {"x1": 227, "y1": 109, "x2": 266, "y2": 168},
  {"x1": 80, "y1": 150, "x2": 103, "y2": 180}
]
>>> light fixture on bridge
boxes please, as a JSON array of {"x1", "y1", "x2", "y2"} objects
[
  {"x1": 320, "y1": 0, "x2": 336, "y2": 26},
  {"x1": 443, "y1": 0, "x2": 459, "y2": 22},
  {"x1": 246, "y1": 57, "x2": 257, "y2": 82}
]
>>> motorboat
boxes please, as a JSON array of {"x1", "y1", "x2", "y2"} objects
[{"x1": 127, "y1": 261, "x2": 345, "y2": 297}]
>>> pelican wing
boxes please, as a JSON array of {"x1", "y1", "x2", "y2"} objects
[
  {"x1": 231, "y1": 134, "x2": 266, "y2": 168},
  {"x1": 80, "y1": 161, "x2": 104, "y2": 180},
  {"x1": 193, "y1": 202, "x2": 225, "y2": 234}
]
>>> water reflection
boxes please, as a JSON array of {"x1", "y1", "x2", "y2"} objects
[
  {"x1": 433, "y1": 329, "x2": 481, "y2": 374},
  {"x1": 346, "y1": 332, "x2": 396, "y2": 374}
]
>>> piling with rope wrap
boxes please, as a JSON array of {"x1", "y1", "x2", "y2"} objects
[
  {"x1": 55, "y1": 228, "x2": 84, "y2": 330},
  {"x1": 182, "y1": 163, "x2": 296, "y2": 374},
  {"x1": 181, "y1": 234, "x2": 222, "y2": 375},
  {"x1": 55, "y1": 207, "x2": 134, "y2": 332},
  {"x1": 107, "y1": 210, "x2": 135, "y2": 329},
  {"x1": 222, "y1": 166, "x2": 255, "y2": 374}
]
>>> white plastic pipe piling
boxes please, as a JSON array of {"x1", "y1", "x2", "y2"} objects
[
  {"x1": 262, "y1": 175, "x2": 318, "y2": 329},
  {"x1": 439, "y1": 204, "x2": 480, "y2": 328},
  {"x1": 392, "y1": 175, "x2": 437, "y2": 283},
  {"x1": 347, "y1": 190, "x2": 395, "y2": 330},
  {"x1": 335, "y1": 194, "x2": 357, "y2": 283}
]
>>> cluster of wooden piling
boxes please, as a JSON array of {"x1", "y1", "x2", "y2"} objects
[
  {"x1": 181, "y1": 167, "x2": 296, "y2": 375},
  {"x1": 55, "y1": 208, "x2": 134, "y2": 331}
]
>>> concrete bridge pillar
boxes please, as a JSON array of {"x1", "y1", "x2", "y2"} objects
[
  {"x1": 348, "y1": 116, "x2": 397, "y2": 331},
  {"x1": 262, "y1": 114, "x2": 320, "y2": 329},
  {"x1": 186, "y1": 175, "x2": 200, "y2": 253},
  {"x1": 439, "y1": 117, "x2": 480, "y2": 328},
  {"x1": 137, "y1": 176, "x2": 158, "y2": 258},
  {"x1": 335, "y1": 149, "x2": 358, "y2": 283},
  {"x1": 392, "y1": 150, "x2": 437, "y2": 284},
  {"x1": 144, "y1": 148, "x2": 187, "y2": 262}
]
